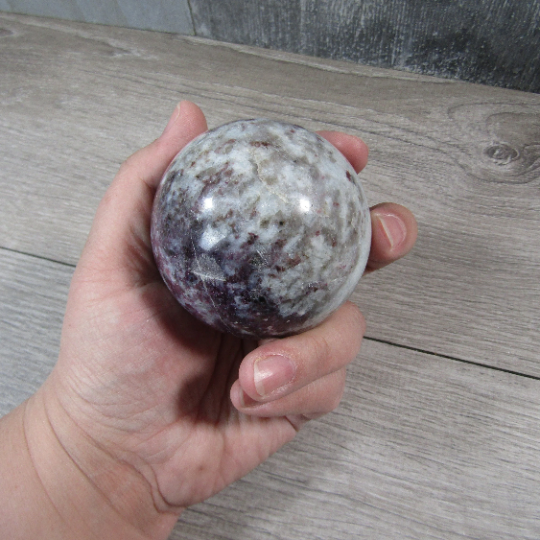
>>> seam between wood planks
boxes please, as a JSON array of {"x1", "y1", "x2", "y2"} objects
[
  {"x1": 2, "y1": 244, "x2": 538, "y2": 383},
  {"x1": 0, "y1": 245, "x2": 76, "y2": 269},
  {"x1": 364, "y1": 336, "x2": 540, "y2": 382}
]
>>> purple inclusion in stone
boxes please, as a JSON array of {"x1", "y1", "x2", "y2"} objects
[{"x1": 150, "y1": 119, "x2": 371, "y2": 338}]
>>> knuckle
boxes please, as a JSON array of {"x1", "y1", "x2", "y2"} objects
[
  {"x1": 342, "y1": 303, "x2": 366, "y2": 357},
  {"x1": 327, "y1": 391, "x2": 344, "y2": 413},
  {"x1": 309, "y1": 333, "x2": 333, "y2": 375},
  {"x1": 329, "y1": 372, "x2": 347, "y2": 412},
  {"x1": 117, "y1": 153, "x2": 138, "y2": 176},
  {"x1": 347, "y1": 301, "x2": 366, "y2": 336},
  {"x1": 316, "y1": 370, "x2": 347, "y2": 415}
]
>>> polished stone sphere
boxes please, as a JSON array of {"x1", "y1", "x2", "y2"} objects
[{"x1": 151, "y1": 119, "x2": 371, "y2": 338}]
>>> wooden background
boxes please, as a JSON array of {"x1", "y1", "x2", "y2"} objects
[
  {"x1": 1, "y1": 13, "x2": 540, "y2": 540},
  {"x1": 1, "y1": 0, "x2": 539, "y2": 92},
  {"x1": 0, "y1": 0, "x2": 194, "y2": 34}
]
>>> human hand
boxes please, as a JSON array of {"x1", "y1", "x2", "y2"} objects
[{"x1": 25, "y1": 102, "x2": 417, "y2": 538}]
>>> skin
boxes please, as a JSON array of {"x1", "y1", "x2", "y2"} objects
[{"x1": 0, "y1": 101, "x2": 417, "y2": 540}]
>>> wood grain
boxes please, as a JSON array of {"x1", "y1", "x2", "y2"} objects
[
  {"x1": 178, "y1": 342, "x2": 540, "y2": 539},
  {"x1": 0, "y1": 0, "x2": 194, "y2": 34},
  {"x1": 3, "y1": 0, "x2": 538, "y2": 92},
  {"x1": 1, "y1": 247, "x2": 539, "y2": 539},
  {"x1": 0, "y1": 249, "x2": 71, "y2": 413},
  {"x1": 1, "y1": 14, "x2": 539, "y2": 377},
  {"x1": 189, "y1": 0, "x2": 540, "y2": 93}
]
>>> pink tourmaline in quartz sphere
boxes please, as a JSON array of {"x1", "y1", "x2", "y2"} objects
[{"x1": 151, "y1": 119, "x2": 371, "y2": 338}]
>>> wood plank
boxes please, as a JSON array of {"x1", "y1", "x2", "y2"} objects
[
  {"x1": 1, "y1": 247, "x2": 539, "y2": 539},
  {"x1": 1, "y1": 14, "x2": 540, "y2": 377},
  {"x1": 189, "y1": 0, "x2": 540, "y2": 93},
  {"x1": 178, "y1": 343, "x2": 540, "y2": 539},
  {"x1": 0, "y1": 249, "x2": 71, "y2": 413},
  {"x1": 0, "y1": 0, "x2": 194, "y2": 34},
  {"x1": 3, "y1": 0, "x2": 539, "y2": 92}
]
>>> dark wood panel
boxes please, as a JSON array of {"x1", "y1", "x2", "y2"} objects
[
  {"x1": 3, "y1": 0, "x2": 539, "y2": 92},
  {"x1": 190, "y1": 0, "x2": 540, "y2": 93}
]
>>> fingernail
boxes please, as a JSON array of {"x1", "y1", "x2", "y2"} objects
[
  {"x1": 162, "y1": 101, "x2": 183, "y2": 135},
  {"x1": 376, "y1": 213, "x2": 406, "y2": 251},
  {"x1": 254, "y1": 355, "x2": 296, "y2": 398}
]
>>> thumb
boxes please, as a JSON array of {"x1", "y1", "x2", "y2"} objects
[
  {"x1": 115, "y1": 100, "x2": 209, "y2": 190},
  {"x1": 77, "y1": 101, "x2": 208, "y2": 285}
]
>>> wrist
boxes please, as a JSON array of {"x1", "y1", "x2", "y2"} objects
[{"x1": 21, "y1": 385, "x2": 180, "y2": 540}]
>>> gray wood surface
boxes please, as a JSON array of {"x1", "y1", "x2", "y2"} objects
[
  {"x1": 1, "y1": 249, "x2": 539, "y2": 539},
  {"x1": 191, "y1": 0, "x2": 540, "y2": 93},
  {"x1": 0, "y1": 0, "x2": 194, "y2": 34},
  {"x1": 2, "y1": 0, "x2": 539, "y2": 92},
  {"x1": 1, "y1": 14, "x2": 540, "y2": 377},
  {"x1": 1, "y1": 13, "x2": 540, "y2": 539},
  {"x1": 179, "y1": 343, "x2": 540, "y2": 540},
  {"x1": 0, "y1": 250, "x2": 71, "y2": 413}
]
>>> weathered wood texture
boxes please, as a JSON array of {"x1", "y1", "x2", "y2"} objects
[
  {"x1": 189, "y1": 0, "x2": 540, "y2": 93},
  {"x1": 1, "y1": 249, "x2": 539, "y2": 539},
  {"x1": 0, "y1": 250, "x2": 71, "y2": 412},
  {"x1": 1, "y1": 14, "x2": 539, "y2": 377},
  {"x1": 179, "y1": 346, "x2": 540, "y2": 540},
  {"x1": 1, "y1": 1, "x2": 539, "y2": 92},
  {"x1": 0, "y1": 0, "x2": 194, "y2": 34}
]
